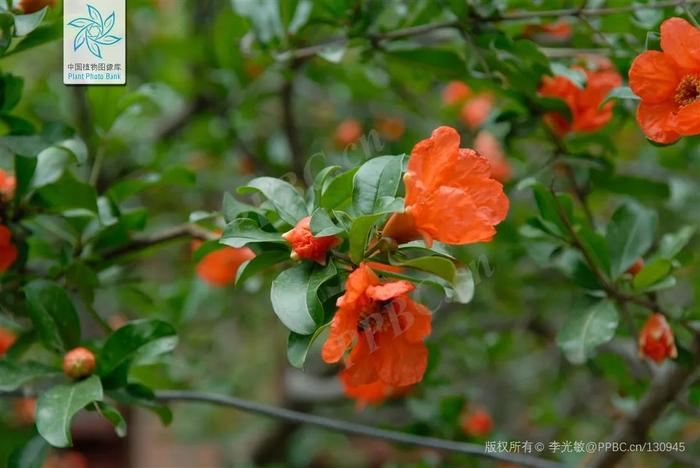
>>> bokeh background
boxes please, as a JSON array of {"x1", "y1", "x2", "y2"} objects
[{"x1": 2, "y1": 0, "x2": 700, "y2": 466}]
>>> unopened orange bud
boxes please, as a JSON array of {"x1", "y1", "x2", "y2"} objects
[
  {"x1": 62, "y1": 347, "x2": 96, "y2": 380},
  {"x1": 282, "y1": 216, "x2": 339, "y2": 265},
  {"x1": 0, "y1": 327, "x2": 16, "y2": 356},
  {"x1": 460, "y1": 408, "x2": 493, "y2": 437},
  {"x1": 639, "y1": 313, "x2": 678, "y2": 363},
  {"x1": 627, "y1": 258, "x2": 644, "y2": 276},
  {"x1": 18, "y1": 0, "x2": 55, "y2": 14}
]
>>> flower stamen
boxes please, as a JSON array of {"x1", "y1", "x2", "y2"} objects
[{"x1": 674, "y1": 75, "x2": 700, "y2": 107}]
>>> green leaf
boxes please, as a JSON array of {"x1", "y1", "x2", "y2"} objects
[
  {"x1": 551, "y1": 63, "x2": 586, "y2": 89},
  {"x1": 36, "y1": 375, "x2": 103, "y2": 447},
  {"x1": 320, "y1": 168, "x2": 357, "y2": 210},
  {"x1": 6, "y1": 19, "x2": 61, "y2": 56},
  {"x1": 606, "y1": 201, "x2": 657, "y2": 278},
  {"x1": 95, "y1": 402, "x2": 127, "y2": 437},
  {"x1": 8, "y1": 434, "x2": 49, "y2": 468},
  {"x1": 106, "y1": 166, "x2": 195, "y2": 204},
  {"x1": 633, "y1": 258, "x2": 672, "y2": 290},
  {"x1": 271, "y1": 262, "x2": 336, "y2": 335},
  {"x1": 235, "y1": 250, "x2": 289, "y2": 285},
  {"x1": 306, "y1": 261, "x2": 337, "y2": 324},
  {"x1": 13, "y1": 7, "x2": 47, "y2": 36},
  {"x1": 348, "y1": 197, "x2": 404, "y2": 263},
  {"x1": 310, "y1": 208, "x2": 344, "y2": 236},
  {"x1": 352, "y1": 155, "x2": 405, "y2": 215},
  {"x1": 0, "y1": 361, "x2": 59, "y2": 391},
  {"x1": 98, "y1": 319, "x2": 177, "y2": 377},
  {"x1": 557, "y1": 301, "x2": 619, "y2": 364},
  {"x1": 238, "y1": 177, "x2": 307, "y2": 225},
  {"x1": 222, "y1": 191, "x2": 264, "y2": 222},
  {"x1": 395, "y1": 256, "x2": 456, "y2": 283},
  {"x1": 0, "y1": 73, "x2": 23, "y2": 112},
  {"x1": 287, "y1": 324, "x2": 329, "y2": 369},
  {"x1": 591, "y1": 171, "x2": 669, "y2": 201},
  {"x1": 600, "y1": 86, "x2": 639, "y2": 107},
  {"x1": 657, "y1": 226, "x2": 695, "y2": 259},
  {"x1": 220, "y1": 218, "x2": 285, "y2": 248},
  {"x1": 35, "y1": 172, "x2": 98, "y2": 213},
  {"x1": 108, "y1": 383, "x2": 172, "y2": 426},
  {"x1": 531, "y1": 184, "x2": 567, "y2": 236},
  {"x1": 577, "y1": 226, "x2": 611, "y2": 278},
  {"x1": 23, "y1": 280, "x2": 81, "y2": 353}
]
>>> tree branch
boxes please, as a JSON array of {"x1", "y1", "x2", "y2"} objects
[
  {"x1": 589, "y1": 335, "x2": 700, "y2": 467},
  {"x1": 98, "y1": 224, "x2": 218, "y2": 262},
  {"x1": 284, "y1": 1, "x2": 699, "y2": 61},
  {"x1": 153, "y1": 390, "x2": 561, "y2": 467},
  {"x1": 281, "y1": 71, "x2": 305, "y2": 179}
]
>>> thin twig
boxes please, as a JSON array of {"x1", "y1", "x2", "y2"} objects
[
  {"x1": 281, "y1": 68, "x2": 305, "y2": 179},
  {"x1": 588, "y1": 335, "x2": 700, "y2": 467},
  {"x1": 153, "y1": 390, "x2": 562, "y2": 467},
  {"x1": 284, "y1": 1, "x2": 699, "y2": 61},
  {"x1": 98, "y1": 224, "x2": 218, "y2": 262}
]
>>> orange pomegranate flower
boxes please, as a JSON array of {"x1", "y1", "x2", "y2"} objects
[
  {"x1": 334, "y1": 119, "x2": 363, "y2": 148},
  {"x1": 474, "y1": 131, "x2": 512, "y2": 183},
  {"x1": 639, "y1": 313, "x2": 678, "y2": 363},
  {"x1": 524, "y1": 21, "x2": 572, "y2": 41},
  {"x1": 539, "y1": 58, "x2": 622, "y2": 134},
  {"x1": 282, "y1": 216, "x2": 339, "y2": 265},
  {"x1": 383, "y1": 126, "x2": 509, "y2": 247},
  {"x1": 18, "y1": 0, "x2": 55, "y2": 14},
  {"x1": 321, "y1": 263, "x2": 432, "y2": 388},
  {"x1": 0, "y1": 327, "x2": 16, "y2": 356},
  {"x1": 442, "y1": 81, "x2": 472, "y2": 106},
  {"x1": 196, "y1": 246, "x2": 255, "y2": 287},
  {"x1": 629, "y1": 18, "x2": 700, "y2": 144},
  {"x1": 460, "y1": 93, "x2": 494, "y2": 129},
  {"x1": 340, "y1": 373, "x2": 412, "y2": 408},
  {"x1": 374, "y1": 116, "x2": 405, "y2": 141},
  {"x1": 0, "y1": 225, "x2": 18, "y2": 273},
  {"x1": 460, "y1": 408, "x2": 494, "y2": 437},
  {"x1": 0, "y1": 170, "x2": 15, "y2": 198}
]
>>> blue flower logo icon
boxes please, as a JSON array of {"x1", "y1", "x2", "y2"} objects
[{"x1": 68, "y1": 4, "x2": 121, "y2": 59}]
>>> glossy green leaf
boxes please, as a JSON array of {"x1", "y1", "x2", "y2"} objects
[
  {"x1": 36, "y1": 375, "x2": 103, "y2": 447},
  {"x1": 108, "y1": 383, "x2": 172, "y2": 426},
  {"x1": 310, "y1": 207, "x2": 344, "y2": 236},
  {"x1": 0, "y1": 361, "x2": 58, "y2": 391},
  {"x1": 8, "y1": 434, "x2": 49, "y2": 468},
  {"x1": 320, "y1": 168, "x2": 357, "y2": 210},
  {"x1": 271, "y1": 263, "x2": 316, "y2": 334},
  {"x1": 352, "y1": 155, "x2": 405, "y2": 215},
  {"x1": 633, "y1": 258, "x2": 672, "y2": 290},
  {"x1": 95, "y1": 402, "x2": 127, "y2": 437},
  {"x1": 98, "y1": 319, "x2": 177, "y2": 377},
  {"x1": 238, "y1": 177, "x2": 307, "y2": 225},
  {"x1": 23, "y1": 280, "x2": 81, "y2": 353},
  {"x1": 235, "y1": 250, "x2": 289, "y2": 285},
  {"x1": 13, "y1": 7, "x2": 47, "y2": 36},
  {"x1": 600, "y1": 86, "x2": 639, "y2": 106},
  {"x1": 220, "y1": 218, "x2": 285, "y2": 248},
  {"x1": 557, "y1": 301, "x2": 619, "y2": 364},
  {"x1": 348, "y1": 197, "x2": 403, "y2": 263},
  {"x1": 606, "y1": 201, "x2": 657, "y2": 278},
  {"x1": 657, "y1": 226, "x2": 695, "y2": 259},
  {"x1": 396, "y1": 256, "x2": 456, "y2": 283},
  {"x1": 287, "y1": 324, "x2": 329, "y2": 369}
]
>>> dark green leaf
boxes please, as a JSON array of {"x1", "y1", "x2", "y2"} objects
[
  {"x1": 352, "y1": 155, "x2": 405, "y2": 215},
  {"x1": 287, "y1": 324, "x2": 328, "y2": 369},
  {"x1": 95, "y1": 402, "x2": 127, "y2": 437},
  {"x1": 220, "y1": 218, "x2": 285, "y2": 248},
  {"x1": 98, "y1": 319, "x2": 177, "y2": 377},
  {"x1": 238, "y1": 177, "x2": 307, "y2": 225},
  {"x1": 23, "y1": 280, "x2": 81, "y2": 353},
  {"x1": 320, "y1": 168, "x2": 357, "y2": 210},
  {"x1": 557, "y1": 301, "x2": 619, "y2": 364},
  {"x1": 0, "y1": 361, "x2": 59, "y2": 391},
  {"x1": 271, "y1": 263, "x2": 317, "y2": 334},
  {"x1": 310, "y1": 207, "x2": 344, "y2": 236},
  {"x1": 235, "y1": 250, "x2": 289, "y2": 285},
  {"x1": 8, "y1": 434, "x2": 49, "y2": 468},
  {"x1": 606, "y1": 201, "x2": 657, "y2": 278},
  {"x1": 36, "y1": 375, "x2": 103, "y2": 447}
]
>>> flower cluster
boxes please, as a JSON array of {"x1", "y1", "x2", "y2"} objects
[{"x1": 539, "y1": 56, "x2": 622, "y2": 134}]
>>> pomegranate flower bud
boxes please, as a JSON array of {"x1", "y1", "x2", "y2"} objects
[
  {"x1": 639, "y1": 313, "x2": 678, "y2": 363},
  {"x1": 63, "y1": 347, "x2": 96, "y2": 379},
  {"x1": 460, "y1": 408, "x2": 493, "y2": 437},
  {"x1": 627, "y1": 258, "x2": 644, "y2": 276},
  {"x1": 282, "y1": 216, "x2": 339, "y2": 265}
]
